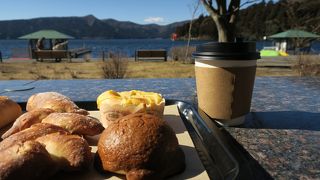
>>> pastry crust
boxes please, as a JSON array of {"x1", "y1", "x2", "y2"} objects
[
  {"x1": 42, "y1": 113, "x2": 104, "y2": 136},
  {"x1": 0, "y1": 96, "x2": 22, "y2": 129},
  {"x1": 0, "y1": 140, "x2": 57, "y2": 180},
  {"x1": 36, "y1": 133, "x2": 92, "y2": 171},
  {"x1": 0, "y1": 123, "x2": 69, "y2": 151},
  {"x1": 2, "y1": 108, "x2": 55, "y2": 139},
  {"x1": 97, "y1": 113, "x2": 185, "y2": 179},
  {"x1": 26, "y1": 92, "x2": 88, "y2": 115}
]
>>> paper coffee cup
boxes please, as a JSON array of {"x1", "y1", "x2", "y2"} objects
[{"x1": 193, "y1": 42, "x2": 260, "y2": 126}]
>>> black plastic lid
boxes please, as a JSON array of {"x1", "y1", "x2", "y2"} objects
[{"x1": 193, "y1": 42, "x2": 260, "y2": 60}]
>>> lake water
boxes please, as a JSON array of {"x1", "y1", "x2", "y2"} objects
[{"x1": 0, "y1": 39, "x2": 319, "y2": 59}]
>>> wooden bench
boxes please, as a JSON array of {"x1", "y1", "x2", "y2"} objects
[
  {"x1": 34, "y1": 50, "x2": 71, "y2": 62},
  {"x1": 135, "y1": 49, "x2": 167, "y2": 61}
]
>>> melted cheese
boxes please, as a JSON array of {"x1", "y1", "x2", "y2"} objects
[{"x1": 97, "y1": 90, "x2": 164, "y2": 109}]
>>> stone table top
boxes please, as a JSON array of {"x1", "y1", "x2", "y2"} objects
[{"x1": 1, "y1": 77, "x2": 319, "y2": 179}]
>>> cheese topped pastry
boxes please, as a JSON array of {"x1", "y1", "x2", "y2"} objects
[{"x1": 97, "y1": 90, "x2": 165, "y2": 128}]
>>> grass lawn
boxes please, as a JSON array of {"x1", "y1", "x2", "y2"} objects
[{"x1": 0, "y1": 58, "x2": 313, "y2": 80}]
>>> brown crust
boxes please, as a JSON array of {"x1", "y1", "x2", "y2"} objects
[
  {"x1": 1, "y1": 108, "x2": 55, "y2": 139},
  {"x1": 0, "y1": 96, "x2": 22, "y2": 129},
  {"x1": 36, "y1": 133, "x2": 92, "y2": 171},
  {"x1": 26, "y1": 92, "x2": 88, "y2": 115},
  {"x1": 41, "y1": 113, "x2": 104, "y2": 136},
  {"x1": 97, "y1": 113, "x2": 185, "y2": 179},
  {"x1": 0, "y1": 123, "x2": 69, "y2": 151},
  {"x1": 0, "y1": 140, "x2": 57, "y2": 180}
]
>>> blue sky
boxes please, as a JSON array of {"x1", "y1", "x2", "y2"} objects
[
  {"x1": 0, "y1": 0, "x2": 265, "y2": 25},
  {"x1": 0, "y1": 0, "x2": 205, "y2": 24}
]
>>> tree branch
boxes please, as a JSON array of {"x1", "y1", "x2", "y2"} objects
[
  {"x1": 201, "y1": 0, "x2": 219, "y2": 18},
  {"x1": 229, "y1": 0, "x2": 257, "y2": 14},
  {"x1": 221, "y1": 0, "x2": 227, "y2": 15},
  {"x1": 228, "y1": 0, "x2": 240, "y2": 23},
  {"x1": 216, "y1": 0, "x2": 227, "y2": 15},
  {"x1": 186, "y1": 0, "x2": 201, "y2": 62}
]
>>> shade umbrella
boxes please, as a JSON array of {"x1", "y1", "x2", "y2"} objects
[
  {"x1": 19, "y1": 29, "x2": 74, "y2": 39},
  {"x1": 268, "y1": 29, "x2": 320, "y2": 39}
]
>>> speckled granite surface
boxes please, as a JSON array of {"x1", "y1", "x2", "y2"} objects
[
  {"x1": 1, "y1": 77, "x2": 320, "y2": 179},
  {"x1": 226, "y1": 128, "x2": 320, "y2": 179},
  {"x1": 0, "y1": 78, "x2": 197, "y2": 104}
]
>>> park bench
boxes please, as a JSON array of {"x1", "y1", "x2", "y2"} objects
[{"x1": 135, "y1": 49, "x2": 167, "y2": 61}]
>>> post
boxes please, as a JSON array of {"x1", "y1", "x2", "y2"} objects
[
  {"x1": 68, "y1": 52, "x2": 72, "y2": 63},
  {"x1": 102, "y1": 51, "x2": 105, "y2": 62},
  {"x1": 164, "y1": 50, "x2": 167, "y2": 61},
  {"x1": 135, "y1": 51, "x2": 138, "y2": 61},
  {"x1": 0, "y1": 51, "x2": 2, "y2": 63}
]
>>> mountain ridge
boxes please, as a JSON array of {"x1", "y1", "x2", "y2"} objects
[{"x1": 0, "y1": 15, "x2": 186, "y2": 39}]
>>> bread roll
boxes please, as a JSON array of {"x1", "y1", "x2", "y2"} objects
[
  {"x1": 2, "y1": 108, "x2": 55, "y2": 139},
  {"x1": 0, "y1": 140, "x2": 57, "y2": 180},
  {"x1": 97, "y1": 113, "x2": 185, "y2": 179},
  {"x1": 36, "y1": 133, "x2": 92, "y2": 171},
  {"x1": 42, "y1": 113, "x2": 104, "y2": 136},
  {"x1": 0, "y1": 123, "x2": 69, "y2": 151},
  {"x1": 97, "y1": 90, "x2": 165, "y2": 128},
  {"x1": 26, "y1": 92, "x2": 88, "y2": 115},
  {"x1": 0, "y1": 96, "x2": 22, "y2": 129}
]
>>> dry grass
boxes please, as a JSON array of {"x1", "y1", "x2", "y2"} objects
[
  {"x1": 126, "y1": 61, "x2": 195, "y2": 78},
  {"x1": 1, "y1": 55, "x2": 320, "y2": 80},
  {"x1": 0, "y1": 60, "x2": 195, "y2": 80},
  {"x1": 292, "y1": 55, "x2": 320, "y2": 76},
  {"x1": 169, "y1": 46, "x2": 196, "y2": 63}
]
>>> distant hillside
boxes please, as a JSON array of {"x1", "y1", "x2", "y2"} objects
[
  {"x1": 175, "y1": 0, "x2": 320, "y2": 40},
  {"x1": 0, "y1": 15, "x2": 186, "y2": 39}
]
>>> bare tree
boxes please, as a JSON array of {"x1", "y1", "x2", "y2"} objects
[
  {"x1": 185, "y1": 0, "x2": 201, "y2": 63},
  {"x1": 282, "y1": 0, "x2": 320, "y2": 54},
  {"x1": 201, "y1": 0, "x2": 257, "y2": 42},
  {"x1": 102, "y1": 51, "x2": 128, "y2": 79}
]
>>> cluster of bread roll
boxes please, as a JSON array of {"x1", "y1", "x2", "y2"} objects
[
  {"x1": 0, "y1": 92, "x2": 104, "y2": 180},
  {"x1": 96, "y1": 90, "x2": 185, "y2": 180},
  {"x1": 0, "y1": 90, "x2": 186, "y2": 180}
]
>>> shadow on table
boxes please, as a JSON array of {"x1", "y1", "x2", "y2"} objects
[{"x1": 241, "y1": 111, "x2": 320, "y2": 131}]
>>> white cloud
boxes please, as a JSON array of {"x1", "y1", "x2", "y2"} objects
[{"x1": 144, "y1": 17, "x2": 164, "y2": 24}]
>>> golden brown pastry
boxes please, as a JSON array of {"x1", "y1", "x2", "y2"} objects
[
  {"x1": 41, "y1": 113, "x2": 104, "y2": 136},
  {"x1": 26, "y1": 92, "x2": 88, "y2": 115},
  {"x1": 97, "y1": 90, "x2": 165, "y2": 128},
  {"x1": 0, "y1": 96, "x2": 22, "y2": 129},
  {"x1": 0, "y1": 140, "x2": 57, "y2": 180},
  {"x1": 97, "y1": 113, "x2": 185, "y2": 179},
  {"x1": 36, "y1": 133, "x2": 92, "y2": 171},
  {"x1": 1, "y1": 108, "x2": 55, "y2": 139},
  {"x1": 0, "y1": 123, "x2": 69, "y2": 151}
]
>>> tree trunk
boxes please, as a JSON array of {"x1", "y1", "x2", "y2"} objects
[{"x1": 214, "y1": 16, "x2": 235, "y2": 42}]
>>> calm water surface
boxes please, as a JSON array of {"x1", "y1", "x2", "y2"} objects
[
  {"x1": 0, "y1": 39, "x2": 210, "y2": 59},
  {"x1": 0, "y1": 39, "x2": 319, "y2": 59}
]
